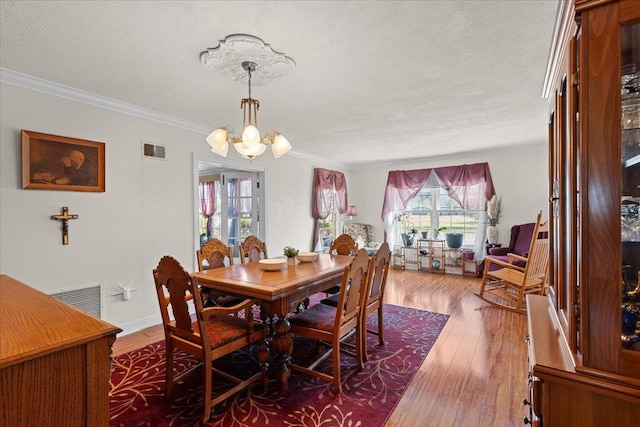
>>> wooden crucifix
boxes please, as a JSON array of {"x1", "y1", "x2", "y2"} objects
[{"x1": 51, "y1": 206, "x2": 78, "y2": 245}]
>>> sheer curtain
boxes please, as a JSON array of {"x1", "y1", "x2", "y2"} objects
[
  {"x1": 381, "y1": 162, "x2": 495, "y2": 257},
  {"x1": 199, "y1": 181, "x2": 217, "y2": 238},
  {"x1": 311, "y1": 168, "x2": 348, "y2": 250}
]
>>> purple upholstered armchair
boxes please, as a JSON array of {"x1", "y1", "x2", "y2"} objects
[{"x1": 478, "y1": 222, "x2": 536, "y2": 274}]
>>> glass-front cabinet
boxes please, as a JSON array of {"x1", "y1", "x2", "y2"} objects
[
  {"x1": 529, "y1": 1, "x2": 640, "y2": 425},
  {"x1": 621, "y1": 22, "x2": 640, "y2": 353}
]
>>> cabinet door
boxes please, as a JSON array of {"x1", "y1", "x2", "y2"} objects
[{"x1": 578, "y1": 0, "x2": 640, "y2": 377}]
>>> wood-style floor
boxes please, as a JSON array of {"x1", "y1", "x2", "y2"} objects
[{"x1": 113, "y1": 268, "x2": 529, "y2": 427}]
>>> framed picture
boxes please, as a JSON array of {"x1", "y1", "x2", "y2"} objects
[{"x1": 22, "y1": 130, "x2": 105, "y2": 192}]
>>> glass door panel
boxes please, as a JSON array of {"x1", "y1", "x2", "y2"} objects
[{"x1": 621, "y1": 22, "x2": 640, "y2": 352}]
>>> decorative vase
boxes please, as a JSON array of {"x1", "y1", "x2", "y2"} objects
[
  {"x1": 486, "y1": 225, "x2": 499, "y2": 244},
  {"x1": 287, "y1": 257, "x2": 296, "y2": 267}
]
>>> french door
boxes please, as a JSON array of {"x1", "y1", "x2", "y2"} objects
[{"x1": 219, "y1": 172, "x2": 261, "y2": 257}]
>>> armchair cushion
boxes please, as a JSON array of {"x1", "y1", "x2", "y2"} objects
[
  {"x1": 478, "y1": 221, "x2": 536, "y2": 275},
  {"x1": 343, "y1": 223, "x2": 377, "y2": 250}
]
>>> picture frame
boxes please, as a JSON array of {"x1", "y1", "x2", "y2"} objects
[{"x1": 22, "y1": 130, "x2": 105, "y2": 192}]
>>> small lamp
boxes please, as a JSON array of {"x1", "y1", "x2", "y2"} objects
[{"x1": 346, "y1": 205, "x2": 358, "y2": 219}]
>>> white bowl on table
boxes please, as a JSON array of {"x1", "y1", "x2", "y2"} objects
[
  {"x1": 258, "y1": 258, "x2": 287, "y2": 271},
  {"x1": 296, "y1": 252, "x2": 318, "y2": 262}
]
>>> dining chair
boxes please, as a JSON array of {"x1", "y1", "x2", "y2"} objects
[
  {"x1": 153, "y1": 255, "x2": 269, "y2": 423},
  {"x1": 475, "y1": 212, "x2": 549, "y2": 314},
  {"x1": 329, "y1": 233, "x2": 358, "y2": 256},
  {"x1": 323, "y1": 233, "x2": 359, "y2": 295},
  {"x1": 321, "y1": 242, "x2": 391, "y2": 362},
  {"x1": 288, "y1": 248, "x2": 373, "y2": 393},
  {"x1": 197, "y1": 238, "x2": 250, "y2": 315},
  {"x1": 239, "y1": 235, "x2": 269, "y2": 263}
]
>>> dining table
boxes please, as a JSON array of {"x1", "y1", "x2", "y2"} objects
[{"x1": 192, "y1": 253, "x2": 353, "y2": 390}]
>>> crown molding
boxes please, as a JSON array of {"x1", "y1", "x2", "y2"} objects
[{"x1": 0, "y1": 68, "x2": 212, "y2": 133}]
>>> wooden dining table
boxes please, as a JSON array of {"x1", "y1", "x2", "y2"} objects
[{"x1": 192, "y1": 253, "x2": 352, "y2": 390}]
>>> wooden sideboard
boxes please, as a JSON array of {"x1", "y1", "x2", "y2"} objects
[
  {"x1": 526, "y1": 295, "x2": 640, "y2": 426},
  {"x1": 0, "y1": 274, "x2": 121, "y2": 427}
]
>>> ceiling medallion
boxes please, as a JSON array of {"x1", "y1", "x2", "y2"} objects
[{"x1": 200, "y1": 34, "x2": 296, "y2": 86}]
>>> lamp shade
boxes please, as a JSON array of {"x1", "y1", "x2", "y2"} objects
[
  {"x1": 346, "y1": 205, "x2": 358, "y2": 217},
  {"x1": 272, "y1": 134, "x2": 292, "y2": 158},
  {"x1": 206, "y1": 128, "x2": 229, "y2": 157},
  {"x1": 234, "y1": 141, "x2": 266, "y2": 159}
]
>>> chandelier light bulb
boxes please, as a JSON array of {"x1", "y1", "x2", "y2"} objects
[{"x1": 242, "y1": 125, "x2": 261, "y2": 146}]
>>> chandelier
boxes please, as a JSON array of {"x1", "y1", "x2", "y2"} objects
[{"x1": 206, "y1": 61, "x2": 291, "y2": 160}]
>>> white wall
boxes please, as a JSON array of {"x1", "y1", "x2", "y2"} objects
[{"x1": 0, "y1": 81, "x2": 548, "y2": 336}]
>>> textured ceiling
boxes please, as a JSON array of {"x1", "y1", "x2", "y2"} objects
[{"x1": 0, "y1": 1, "x2": 559, "y2": 167}]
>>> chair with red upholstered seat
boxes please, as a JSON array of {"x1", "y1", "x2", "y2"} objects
[
  {"x1": 288, "y1": 249, "x2": 373, "y2": 393},
  {"x1": 153, "y1": 256, "x2": 269, "y2": 423},
  {"x1": 321, "y1": 242, "x2": 391, "y2": 361}
]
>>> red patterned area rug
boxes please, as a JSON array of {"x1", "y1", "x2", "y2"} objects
[{"x1": 109, "y1": 304, "x2": 448, "y2": 427}]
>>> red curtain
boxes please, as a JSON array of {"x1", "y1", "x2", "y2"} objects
[
  {"x1": 381, "y1": 162, "x2": 495, "y2": 218},
  {"x1": 199, "y1": 181, "x2": 216, "y2": 237},
  {"x1": 311, "y1": 168, "x2": 348, "y2": 249}
]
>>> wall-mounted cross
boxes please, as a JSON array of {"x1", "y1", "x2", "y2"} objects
[{"x1": 51, "y1": 206, "x2": 78, "y2": 245}]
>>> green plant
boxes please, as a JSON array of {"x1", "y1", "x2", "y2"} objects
[
  {"x1": 410, "y1": 228, "x2": 418, "y2": 234},
  {"x1": 433, "y1": 226, "x2": 447, "y2": 238},
  {"x1": 283, "y1": 246, "x2": 299, "y2": 257}
]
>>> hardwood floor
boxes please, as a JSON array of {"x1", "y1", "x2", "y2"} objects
[{"x1": 112, "y1": 268, "x2": 529, "y2": 426}]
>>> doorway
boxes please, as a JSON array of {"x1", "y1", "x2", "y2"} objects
[{"x1": 193, "y1": 153, "x2": 266, "y2": 265}]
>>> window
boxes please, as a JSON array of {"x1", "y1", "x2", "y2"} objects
[
  {"x1": 400, "y1": 186, "x2": 481, "y2": 247},
  {"x1": 317, "y1": 195, "x2": 339, "y2": 253}
]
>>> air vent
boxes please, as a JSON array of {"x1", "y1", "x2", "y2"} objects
[
  {"x1": 142, "y1": 142, "x2": 166, "y2": 159},
  {"x1": 50, "y1": 284, "x2": 102, "y2": 318}
]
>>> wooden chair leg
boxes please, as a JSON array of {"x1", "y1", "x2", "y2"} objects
[
  {"x1": 202, "y1": 358, "x2": 213, "y2": 423},
  {"x1": 333, "y1": 336, "x2": 343, "y2": 394},
  {"x1": 377, "y1": 305, "x2": 385, "y2": 346},
  {"x1": 165, "y1": 341, "x2": 174, "y2": 397}
]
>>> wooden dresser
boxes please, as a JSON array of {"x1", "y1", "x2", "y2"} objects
[{"x1": 0, "y1": 274, "x2": 121, "y2": 427}]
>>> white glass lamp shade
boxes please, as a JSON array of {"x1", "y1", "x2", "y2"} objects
[
  {"x1": 234, "y1": 141, "x2": 266, "y2": 159},
  {"x1": 241, "y1": 125, "x2": 261, "y2": 146},
  {"x1": 271, "y1": 134, "x2": 292, "y2": 158},
  {"x1": 206, "y1": 128, "x2": 229, "y2": 157}
]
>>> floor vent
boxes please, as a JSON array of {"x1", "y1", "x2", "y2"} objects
[
  {"x1": 142, "y1": 142, "x2": 166, "y2": 159},
  {"x1": 50, "y1": 284, "x2": 102, "y2": 318}
]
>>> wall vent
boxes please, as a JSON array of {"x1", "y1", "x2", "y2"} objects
[
  {"x1": 50, "y1": 284, "x2": 102, "y2": 318},
  {"x1": 142, "y1": 142, "x2": 166, "y2": 159}
]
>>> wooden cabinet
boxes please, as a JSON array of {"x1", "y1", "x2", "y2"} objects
[
  {"x1": 0, "y1": 275, "x2": 121, "y2": 427},
  {"x1": 529, "y1": 0, "x2": 640, "y2": 425}
]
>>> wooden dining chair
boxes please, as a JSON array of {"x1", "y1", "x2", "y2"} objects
[
  {"x1": 288, "y1": 248, "x2": 373, "y2": 393},
  {"x1": 197, "y1": 238, "x2": 247, "y2": 313},
  {"x1": 153, "y1": 255, "x2": 269, "y2": 423},
  {"x1": 239, "y1": 235, "x2": 268, "y2": 263},
  {"x1": 329, "y1": 233, "x2": 358, "y2": 256},
  {"x1": 475, "y1": 212, "x2": 549, "y2": 314},
  {"x1": 321, "y1": 242, "x2": 391, "y2": 362}
]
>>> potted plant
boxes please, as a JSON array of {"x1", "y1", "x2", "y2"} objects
[
  {"x1": 397, "y1": 213, "x2": 417, "y2": 246},
  {"x1": 433, "y1": 226, "x2": 447, "y2": 240},
  {"x1": 283, "y1": 245, "x2": 299, "y2": 266}
]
